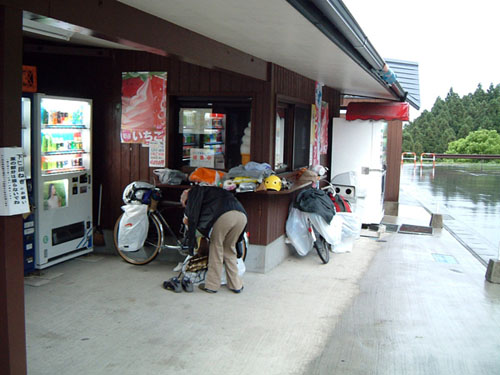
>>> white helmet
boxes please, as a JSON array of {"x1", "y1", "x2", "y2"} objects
[
  {"x1": 312, "y1": 165, "x2": 327, "y2": 176},
  {"x1": 122, "y1": 181, "x2": 156, "y2": 205}
]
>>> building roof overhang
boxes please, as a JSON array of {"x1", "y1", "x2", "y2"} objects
[
  {"x1": 18, "y1": 0, "x2": 417, "y2": 106},
  {"x1": 116, "y1": 0, "x2": 408, "y2": 102}
]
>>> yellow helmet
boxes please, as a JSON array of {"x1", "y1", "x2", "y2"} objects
[{"x1": 264, "y1": 175, "x2": 282, "y2": 191}]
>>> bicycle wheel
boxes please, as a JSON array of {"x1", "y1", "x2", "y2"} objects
[
  {"x1": 113, "y1": 211, "x2": 162, "y2": 265},
  {"x1": 313, "y1": 228, "x2": 329, "y2": 264},
  {"x1": 238, "y1": 237, "x2": 248, "y2": 261}
]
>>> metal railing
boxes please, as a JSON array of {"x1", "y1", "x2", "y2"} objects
[{"x1": 401, "y1": 152, "x2": 417, "y2": 165}]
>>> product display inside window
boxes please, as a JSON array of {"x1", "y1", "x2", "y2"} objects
[
  {"x1": 175, "y1": 97, "x2": 251, "y2": 170},
  {"x1": 40, "y1": 97, "x2": 91, "y2": 175},
  {"x1": 180, "y1": 109, "x2": 226, "y2": 169}
]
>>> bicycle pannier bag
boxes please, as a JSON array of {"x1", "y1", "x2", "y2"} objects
[
  {"x1": 118, "y1": 204, "x2": 149, "y2": 251},
  {"x1": 328, "y1": 193, "x2": 352, "y2": 213}
]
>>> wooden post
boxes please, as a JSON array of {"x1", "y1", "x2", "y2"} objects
[
  {"x1": 384, "y1": 119, "x2": 403, "y2": 203},
  {"x1": 0, "y1": 5, "x2": 27, "y2": 375}
]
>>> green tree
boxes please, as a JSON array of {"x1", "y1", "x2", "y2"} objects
[
  {"x1": 446, "y1": 129, "x2": 500, "y2": 154},
  {"x1": 403, "y1": 83, "x2": 500, "y2": 153}
]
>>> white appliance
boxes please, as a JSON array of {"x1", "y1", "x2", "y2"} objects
[
  {"x1": 32, "y1": 94, "x2": 93, "y2": 269},
  {"x1": 331, "y1": 118, "x2": 387, "y2": 224}
]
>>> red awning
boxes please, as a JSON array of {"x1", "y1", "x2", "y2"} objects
[{"x1": 346, "y1": 102, "x2": 409, "y2": 121}]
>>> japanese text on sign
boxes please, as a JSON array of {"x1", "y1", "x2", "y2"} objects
[
  {"x1": 0, "y1": 147, "x2": 30, "y2": 216},
  {"x1": 149, "y1": 138, "x2": 166, "y2": 167}
]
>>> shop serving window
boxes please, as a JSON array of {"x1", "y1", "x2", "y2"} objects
[
  {"x1": 173, "y1": 97, "x2": 252, "y2": 171},
  {"x1": 274, "y1": 102, "x2": 311, "y2": 172}
]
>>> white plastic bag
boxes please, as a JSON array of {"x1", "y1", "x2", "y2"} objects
[
  {"x1": 335, "y1": 212, "x2": 361, "y2": 253},
  {"x1": 308, "y1": 213, "x2": 344, "y2": 252},
  {"x1": 118, "y1": 204, "x2": 149, "y2": 251},
  {"x1": 286, "y1": 207, "x2": 313, "y2": 256},
  {"x1": 181, "y1": 256, "x2": 246, "y2": 285},
  {"x1": 337, "y1": 212, "x2": 361, "y2": 240},
  {"x1": 221, "y1": 258, "x2": 246, "y2": 285},
  {"x1": 153, "y1": 168, "x2": 186, "y2": 185}
]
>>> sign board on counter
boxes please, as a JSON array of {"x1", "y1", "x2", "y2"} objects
[
  {"x1": 149, "y1": 138, "x2": 166, "y2": 167},
  {"x1": 190, "y1": 148, "x2": 215, "y2": 168},
  {"x1": 0, "y1": 147, "x2": 30, "y2": 216}
]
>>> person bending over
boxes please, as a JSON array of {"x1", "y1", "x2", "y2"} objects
[{"x1": 181, "y1": 185, "x2": 247, "y2": 294}]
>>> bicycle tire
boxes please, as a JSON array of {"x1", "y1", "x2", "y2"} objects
[
  {"x1": 313, "y1": 228, "x2": 329, "y2": 264},
  {"x1": 239, "y1": 238, "x2": 248, "y2": 261},
  {"x1": 113, "y1": 211, "x2": 162, "y2": 265}
]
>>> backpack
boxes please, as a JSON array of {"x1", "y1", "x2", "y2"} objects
[{"x1": 328, "y1": 193, "x2": 352, "y2": 213}]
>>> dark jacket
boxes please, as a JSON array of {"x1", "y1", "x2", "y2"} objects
[
  {"x1": 294, "y1": 188, "x2": 335, "y2": 224},
  {"x1": 184, "y1": 186, "x2": 247, "y2": 250}
]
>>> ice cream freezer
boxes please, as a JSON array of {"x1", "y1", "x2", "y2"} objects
[{"x1": 31, "y1": 94, "x2": 93, "y2": 269}]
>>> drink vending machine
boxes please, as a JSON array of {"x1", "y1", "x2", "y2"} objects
[
  {"x1": 21, "y1": 97, "x2": 35, "y2": 274},
  {"x1": 31, "y1": 94, "x2": 93, "y2": 269},
  {"x1": 180, "y1": 108, "x2": 226, "y2": 169}
]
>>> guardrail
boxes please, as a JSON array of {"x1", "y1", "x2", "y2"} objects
[
  {"x1": 401, "y1": 152, "x2": 417, "y2": 165},
  {"x1": 420, "y1": 153, "x2": 436, "y2": 166},
  {"x1": 433, "y1": 154, "x2": 500, "y2": 160}
]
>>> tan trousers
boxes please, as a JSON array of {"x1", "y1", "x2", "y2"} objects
[{"x1": 205, "y1": 210, "x2": 247, "y2": 291}]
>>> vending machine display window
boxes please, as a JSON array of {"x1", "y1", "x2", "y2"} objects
[
  {"x1": 33, "y1": 94, "x2": 93, "y2": 269},
  {"x1": 43, "y1": 179, "x2": 68, "y2": 210},
  {"x1": 174, "y1": 97, "x2": 252, "y2": 170}
]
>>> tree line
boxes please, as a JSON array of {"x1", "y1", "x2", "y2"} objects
[{"x1": 402, "y1": 83, "x2": 500, "y2": 155}]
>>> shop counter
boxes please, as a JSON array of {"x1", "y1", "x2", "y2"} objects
[{"x1": 157, "y1": 180, "x2": 313, "y2": 246}]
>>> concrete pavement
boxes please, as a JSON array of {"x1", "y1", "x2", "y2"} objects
[{"x1": 24, "y1": 204, "x2": 500, "y2": 374}]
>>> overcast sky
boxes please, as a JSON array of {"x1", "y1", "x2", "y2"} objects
[{"x1": 343, "y1": 0, "x2": 500, "y2": 119}]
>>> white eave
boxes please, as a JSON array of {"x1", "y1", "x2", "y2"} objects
[{"x1": 117, "y1": 0, "x2": 407, "y2": 102}]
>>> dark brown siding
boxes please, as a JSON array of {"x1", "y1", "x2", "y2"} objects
[
  {"x1": 0, "y1": 6, "x2": 27, "y2": 375},
  {"x1": 273, "y1": 64, "x2": 316, "y2": 102},
  {"x1": 22, "y1": 45, "x2": 341, "y2": 245},
  {"x1": 385, "y1": 120, "x2": 403, "y2": 202},
  {"x1": 23, "y1": 47, "x2": 270, "y2": 229},
  {"x1": 322, "y1": 86, "x2": 341, "y2": 179}
]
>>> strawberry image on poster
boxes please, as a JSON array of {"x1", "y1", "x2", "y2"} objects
[
  {"x1": 120, "y1": 72, "x2": 167, "y2": 144},
  {"x1": 122, "y1": 76, "x2": 144, "y2": 98},
  {"x1": 150, "y1": 74, "x2": 167, "y2": 130}
]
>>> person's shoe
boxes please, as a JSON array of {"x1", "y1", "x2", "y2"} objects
[
  {"x1": 229, "y1": 285, "x2": 244, "y2": 294},
  {"x1": 181, "y1": 276, "x2": 193, "y2": 293},
  {"x1": 198, "y1": 283, "x2": 217, "y2": 293},
  {"x1": 163, "y1": 277, "x2": 182, "y2": 293}
]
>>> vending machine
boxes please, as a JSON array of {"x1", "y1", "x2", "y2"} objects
[
  {"x1": 21, "y1": 97, "x2": 35, "y2": 274},
  {"x1": 32, "y1": 94, "x2": 93, "y2": 269},
  {"x1": 180, "y1": 108, "x2": 226, "y2": 169}
]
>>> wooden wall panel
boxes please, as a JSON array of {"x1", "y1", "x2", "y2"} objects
[
  {"x1": 22, "y1": 45, "x2": 339, "y2": 244},
  {"x1": 1, "y1": 7, "x2": 27, "y2": 375},
  {"x1": 321, "y1": 86, "x2": 341, "y2": 180},
  {"x1": 101, "y1": 54, "x2": 270, "y2": 229},
  {"x1": 385, "y1": 120, "x2": 403, "y2": 202},
  {"x1": 273, "y1": 64, "x2": 315, "y2": 103}
]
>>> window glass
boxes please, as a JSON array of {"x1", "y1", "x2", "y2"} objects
[
  {"x1": 175, "y1": 97, "x2": 251, "y2": 170},
  {"x1": 292, "y1": 105, "x2": 311, "y2": 169},
  {"x1": 180, "y1": 109, "x2": 225, "y2": 169},
  {"x1": 275, "y1": 108, "x2": 286, "y2": 170}
]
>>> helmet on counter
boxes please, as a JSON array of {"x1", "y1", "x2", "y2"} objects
[{"x1": 264, "y1": 175, "x2": 282, "y2": 191}]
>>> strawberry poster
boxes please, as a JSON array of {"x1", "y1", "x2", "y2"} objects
[
  {"x1": 311, "y1": 81, "x2": 323, "y2": 166},
  {"x1": 320, "y1": 102, "x2": 329, "y2": 154},
  {"x1": 120, "y1": 72, "x2": 167, "y2": 145}
]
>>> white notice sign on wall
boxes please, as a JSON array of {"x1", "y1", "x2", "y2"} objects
[
  {"x1": 190, "y1": 148, "x2": 215, "y2": 168},
  {"x1": 0, "y1": 147, "x2": 30, "y2": 216},
  {"x1": 149, "y1": 138, "x2": 166, "y2": 168}
]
